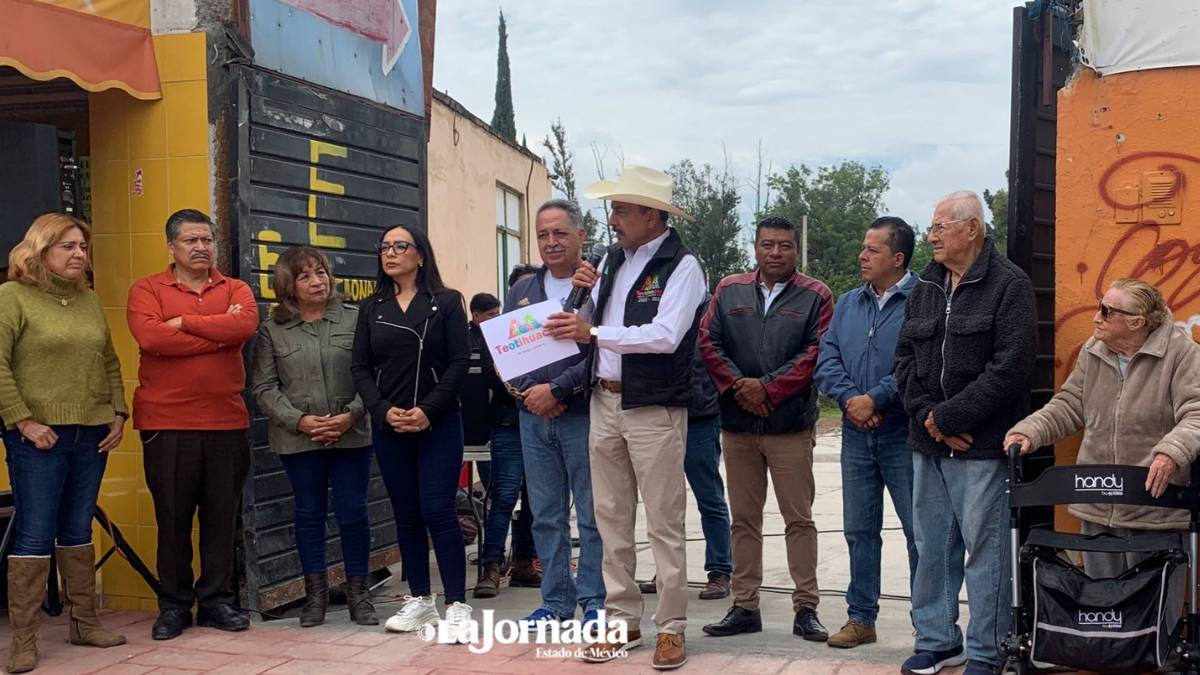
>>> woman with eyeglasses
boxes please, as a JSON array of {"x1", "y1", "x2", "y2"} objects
[
  {"x1": 351, "y1": 224, "x2": 472, "y2": 639},
  {"x1": 251, "y1": 246, "x2": 376, "y2": 628},
  {"x1": 1006, "y1": 278, "x2": 1200, "y2": 582},
  {"x1": 0, "y1": 214, "x2": 128, "y2": 673}
]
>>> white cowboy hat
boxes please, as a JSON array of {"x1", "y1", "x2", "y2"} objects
[{"x1": 583, "y1": 165, "x2": 693, "y2": 221}]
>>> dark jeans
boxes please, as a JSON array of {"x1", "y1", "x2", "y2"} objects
[
  {"x1": 840, "y1": 423, "x2": 917, "y2": 624},
  {"x1": 374, "y1": 412, "x2": 466, "y2": 604},
  {"x1": 480, "y1": 425, "x2": 536, "y2": 565},
  {"x1": 684, "y1": 416, "x2": 733, "y2": 577},
  {"x1": 142, "y1": 429, "x2": 251, "y2": 611},
  {"x1": 279, "y1": 446, "x2": 373, "y2": 577},
  {"x1": 3, "y1": 425, "x2": 108, "y2": 556}
]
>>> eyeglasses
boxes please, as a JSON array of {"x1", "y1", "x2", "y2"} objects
[
  {"x1": 1099, "y1": 302, "x2": 1139, "y2": 320},
  {"x1": 928, "y1": 218, "x2": 967, "y2": 236},
  {"x1": 376, "y1": 241, "x2": 414, "y2": 255}
]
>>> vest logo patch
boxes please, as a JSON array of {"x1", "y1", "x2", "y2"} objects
[
  {"x1": 634, "y1": 275, "x2": 663, "y2": 303},
  {"x1": 517, "y1": 297, "x2": 531, "y2": 306}
]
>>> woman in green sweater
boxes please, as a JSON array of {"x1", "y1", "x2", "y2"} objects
[{"x1": 0, "y1": 214, "x2": 128, "y2": 674}]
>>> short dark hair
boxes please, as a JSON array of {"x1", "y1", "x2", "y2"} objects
[
  {"x1": 637, "y1": 205, "x2": 670, "y2": 226},
  {"x1": 755, "y1": 215, "x2": 799, "y2": 243},
  {"x1": 469, "y1": 292, "x2": 501, "y2": 314},
  {"x1": 868, "y1": 216, "x2": 915, "y2": 268},
  {"x1": 165, "y1": 209, "x2": 216, "y2": 241},
  {"x1": 507, "y1": 264, "x2": 539, "y2": 288}
]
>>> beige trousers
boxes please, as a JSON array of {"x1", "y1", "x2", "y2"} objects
[
  {"x1": 723, "y1": 429, "x2": 818, "y2": 612},
  {"x1": 588, "y1": 387, "x2": 688, "y2": 634}
]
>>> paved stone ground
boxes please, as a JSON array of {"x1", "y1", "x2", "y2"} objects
[{"x1": 0, "y1": 427, "x2": 978, "y2": 674}]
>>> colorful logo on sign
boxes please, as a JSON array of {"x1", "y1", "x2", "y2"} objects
[
  {"x1": 634, "y1": 275, "x2": 663, "y2": 303},
  {"x1": 508, "y1": 314, "x2": 542, "y2": 339}
]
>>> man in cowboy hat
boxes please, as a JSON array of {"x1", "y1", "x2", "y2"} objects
[{"x1": 545, "y1": 165, "x2": 708, "y2": 670}]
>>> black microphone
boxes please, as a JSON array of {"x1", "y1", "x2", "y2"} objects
[{"x1": 566, "y1": 242, "x2": 607, "y2": 312}]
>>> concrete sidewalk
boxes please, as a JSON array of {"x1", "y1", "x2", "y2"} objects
[{"x1": 0, "y1": 427, "x2": 951, "y2": 674}]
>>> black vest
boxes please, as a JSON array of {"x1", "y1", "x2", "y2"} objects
[{"x1": 592, "y1": 229, "x2": 700, "y2": 409}]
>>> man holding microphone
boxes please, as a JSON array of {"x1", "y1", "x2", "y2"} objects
[{"x1": 544, "y1": 165, "x2": 707, "y2": 671}]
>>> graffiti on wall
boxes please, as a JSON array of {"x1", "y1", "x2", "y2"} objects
[{"x1": 1055, "y1": 151, "x2": 1200, "y2": 373}]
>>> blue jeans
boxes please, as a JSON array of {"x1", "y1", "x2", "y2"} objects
[
  {"x1": 684, "y1": 416, "x2": 732, "y2": 577},
  {"x1": 280, "y1": 446, "x2": 373, "y2": 577},
  {"x1": 480, "y1": 425, "x2": 536, "y2": 565},
  {"x1": 911, "y1": 453, "x2": 1011, "y2": 666},
  {"x1": 3, "y1": 425, "x2": 108, "y2": 556},
  {"x1": 841, "y1": 424, "x2": 917, "y2": 624},
  {"x1": 374, "y1": 412, "x2": 467, "y2": 604},
  {"x1": 519, "y1": 411, "x2": 604, "y2": 617}
]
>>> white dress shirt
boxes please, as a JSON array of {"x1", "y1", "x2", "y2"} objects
[
  {"x1": 758, "y1": 280, "x2": 786, "y2": 313},
  {"x1": 872, "y1": 270, "x2": 913, "y2": 310},
  {"x1": 591, "y1": 229, "x2": 708, "y2": 381}
]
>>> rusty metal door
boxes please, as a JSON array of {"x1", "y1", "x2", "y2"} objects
[{"x1": 230, "y1": 64, "x2": 426, "y2": 612}]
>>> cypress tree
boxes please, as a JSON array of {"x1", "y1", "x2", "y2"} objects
[{"x1": 490, "y1": 10, "x2": 517, "y2": 142}]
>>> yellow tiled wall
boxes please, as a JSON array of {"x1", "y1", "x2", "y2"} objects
[{"x1": 0, "y1": 32, "x2": 211, "y2": 610}]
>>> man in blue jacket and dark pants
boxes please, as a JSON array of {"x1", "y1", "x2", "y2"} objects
[
  {"x1": 815, "y1": 216, "x2": 919, "y2": 649},
  {"x1": 503, "y1": 199, "x2": 604, "y2": 624}
]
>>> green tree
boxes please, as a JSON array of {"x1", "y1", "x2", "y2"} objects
[
  {"x1": 909, "y1": 227, "x2": 934, "y2": 273},
  {"x1": 983, "y1": 187, "x2": 1008, "y2": 255},
  {"x1": 668, "y1": 159, "x2": 749, "y2": 290},
  {"x1": 762, "y1": 161, "x2": 891, "y2": 297},
  {"x1": 541, "y1": 119, "x2": 600, "y2": 241},
  {"x1": 490, "y1": 10, "x2": 516, "y2": 142}
]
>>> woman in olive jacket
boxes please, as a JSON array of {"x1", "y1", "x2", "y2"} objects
[
  {"x1": 351, "y1": 224, "x2": 472, "y2": 638},
  {"x1": 251, "y1": 246, "x2": 375, "y2": 628}
]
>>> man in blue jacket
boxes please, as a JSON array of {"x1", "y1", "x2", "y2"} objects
[
  {"x1": 503, "y1": 199, "x2": 604, "y2": 624},
  {"x1": 815, "y1": 216, "x2": 919, "y2": 649}
]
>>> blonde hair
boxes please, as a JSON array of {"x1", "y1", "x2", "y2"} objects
[
  {"x1": 7, "y1": 213, "x2": 92, "y2": 291},
  {"x1": 1111, "y1": 278, "x2": 1169, "y2": 332}
]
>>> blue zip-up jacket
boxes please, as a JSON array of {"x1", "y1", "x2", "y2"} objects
[
  {"x1": 814, "y1": 272, "x2": 916, "y2": 435},
  {"x1": 503, "y1": 267, "x2": 590, "y2": 416}
]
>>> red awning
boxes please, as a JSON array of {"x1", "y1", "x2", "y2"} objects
[{"x1": 0, "y1": 0, "x2": 161, "y2": 100}]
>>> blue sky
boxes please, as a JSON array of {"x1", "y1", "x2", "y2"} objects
[{"x1": 433, "y1": 0, "x2": 1027, "y2": 233}]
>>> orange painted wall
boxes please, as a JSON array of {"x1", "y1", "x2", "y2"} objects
[{"x1": 1054, "y1": 67, "x2": 1200, "y2": 474}]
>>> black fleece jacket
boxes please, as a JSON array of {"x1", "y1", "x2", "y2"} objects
[{"x1": 895, "y1": 241, "x2": 1037, "y2": 459}]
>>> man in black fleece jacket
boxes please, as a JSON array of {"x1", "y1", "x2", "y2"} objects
[{"x1": 895, "y1": 191, "x2": 1036, "y2": 675}]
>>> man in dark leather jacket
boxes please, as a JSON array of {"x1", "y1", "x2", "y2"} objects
[
  {"x1": 698, "y1": 216, "x2": 833, "y2": 642},
  {"x1": 895, "y1": 191, "x2": 1036, "y2": 675}
]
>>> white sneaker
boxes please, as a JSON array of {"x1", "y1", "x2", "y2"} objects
[
  {"x1": 444, "y1": 601, "x2": 474, "y2": 644},
  {"x1": 385, "y1": 595, "x2": 439, "y2": 633}
]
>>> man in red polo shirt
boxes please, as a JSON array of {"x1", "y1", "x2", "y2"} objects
[{"x1": 127, "y1": 209, "x2": 258, "y2": 640}]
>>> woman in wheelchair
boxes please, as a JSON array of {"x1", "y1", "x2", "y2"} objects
[{"x1": 1004, "y1": 278, "x2": 1200, "y2": 581}]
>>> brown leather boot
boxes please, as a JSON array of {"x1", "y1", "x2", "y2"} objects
[
  {"x1": 508, "y1": 558, "x2": 541, "y2": 588},
  {"x1": 697, "y1": 573, "x2": 730, "y2": 600},
  {"x1": 6, "y1": 556, "x2": 50, "y2": 674},
  {"x1": 299, "y1": 573, "x2": 328, "y2": 627},
  {"x1": 56, "y1": 545, "x2": 126, "y2": 648},
  {"x1": 473, "y1": 563, "x2": 502, "y2": 598},
  {"x1": 827, "y1": 619, "x2": 876, "y2": 648},
  {"x1": 345, "y1": 576, "x2": 378, "y2": 625}
]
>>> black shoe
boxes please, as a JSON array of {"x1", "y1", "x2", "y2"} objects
[
  {"x1": 702, "y1": 606, "x2": 762, "y2": 637},
  {"x1": 793, "y1": 608, "x2": 828, "y2": 642},
  {"x1": 152, "y1": 608, "x2": 192, "y2": 640},
  {"x1": 196, "y1": 603, "x2": 250, "y2": 632}
]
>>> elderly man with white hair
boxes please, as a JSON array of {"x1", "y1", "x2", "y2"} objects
[{"x1": 894, "y1": 191, "x2": 1037, "y2": 675}]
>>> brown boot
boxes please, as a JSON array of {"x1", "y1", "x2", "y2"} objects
[
  {"x1": 652, "y1": 632, "x2": 687, "y2": 670},
  {"x1": 56, "y1": 545, "x2": 126, "y2": 648},
  {"x1": 6, "y1": 556, "x2": 50, "y2": 674},
  {"x1": 473, "y1": 563, "x2": 502, "y2": 599},
  {"x1": 581, "y1": 628, "x2": 642, "y2": 663},
  {"x1": 345, "y1": 576, "x2": 378, "y2": 626},
  {"x1": 827, "y1": 619, "x2": 876, "y2": 648},
  {"x1": 697, "y1": 573, "x2": 730, "y2": 600},
  {"x1": 299, "y1": 573, "x2": 328, "y2": 627},
  {"x1": 508, "y1": 558, "x2": 541, "y2": 588}
]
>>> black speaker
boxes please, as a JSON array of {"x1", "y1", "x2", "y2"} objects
[{"x1": 0, "y1": 121, "x2": 64, "y2": 267}]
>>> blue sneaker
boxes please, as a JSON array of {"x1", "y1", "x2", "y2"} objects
[
  {"x1": 962, "y1": 660, "x2": 998, "y2": 675},
  {"x1": 521, "y1": 608, "x2": 568, "y2": 626},
  {"x1": 901, "y1": 646, "x2": 968, "y2": 675},
  {"x1": 583, "y1": 608, "x2": 601, "y2": 624}
]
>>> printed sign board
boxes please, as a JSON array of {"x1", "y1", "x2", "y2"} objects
[{"x1": 480, "y1": 300, "x2": 581, "y2": 381}]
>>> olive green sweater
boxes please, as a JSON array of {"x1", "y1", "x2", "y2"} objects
[{"x1": 0, "y1": 277, "x2": 127, "y2": 429}]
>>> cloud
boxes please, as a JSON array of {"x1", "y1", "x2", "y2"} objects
[{"x1": 433, "y1": 0, "x2": 1025, "y2": 233}]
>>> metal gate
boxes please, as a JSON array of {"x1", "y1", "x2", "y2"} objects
[
  {"x1": 230, "y1": 64, "x2": 426, "y2": 611},
  {"x1": 1007, "y1": 1, "x2": 1075, "y2": 523}
]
